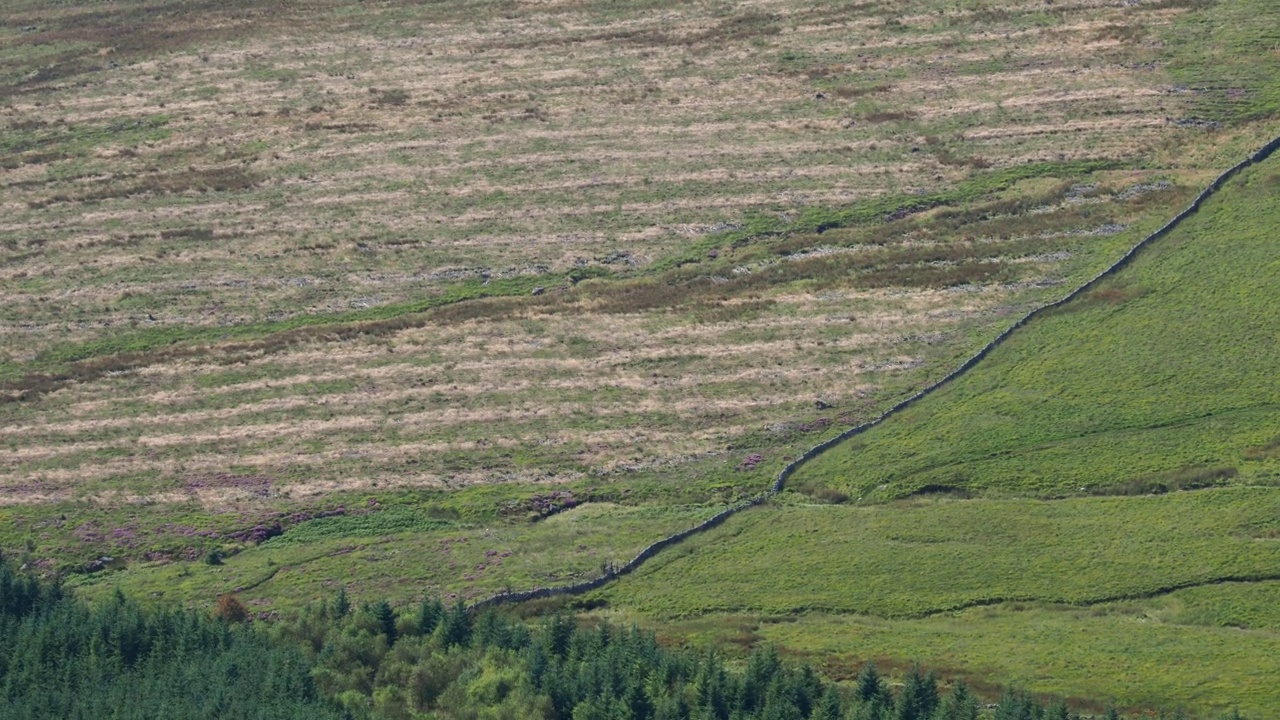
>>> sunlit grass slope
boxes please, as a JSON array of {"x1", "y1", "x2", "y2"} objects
[
  {"x1": 594, "y1": 488, "x2": 1280, "y2": 619},
  {"x1": 588, "y1": 136, "x2": 1280, "y2": 717},
  {"x1": 793, "y1": 157, "x2": 1280, "y2": 499},
  {"x1": 687, "y1": 585, "x2": 1280, "y2": 717},
  {"x1": 69, "y1": 502, "x2": 719, "y2": 612}
]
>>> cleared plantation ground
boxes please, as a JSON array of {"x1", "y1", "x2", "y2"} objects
[
  {"x1": 0, "y1": 176, "x2": 1194, "y2": 506},
  {"x1": 0, "y1": 0, "x2": 1221, "y2": 365},
  {"x1": 0, "y1": 0, "x2": 1242, "y2": 518},
  {"x1": 0, "y1": 0, "x2": 1263, "y2": 517},
  {"x1": 792, "y1": 148, "x2": 1280, "y2": 499}
]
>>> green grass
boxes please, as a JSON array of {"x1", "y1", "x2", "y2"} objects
[
  {"x1": 648, "y1": 587, "x2": 1280, "y2": 717},
  {"x1": 591, "y1": 488, "x2": 1280, "y2": 619},
  {"x1": 70, "y1": 501, "x2": 725, "y2": 612},
  {"x1": 1160, "y1": 580, "x2": 1280, "y2": 632},
  {"x1": 258, "y1": 505, "x2": 456, "y2": 547},
  {"x1": 792, "y1": 157, "x2": 1280, "y2": 499},
  {"x1": 1163, "y1": 0, "x2": 1280, "y2": 124},
  {"x1": 577, "y1": 123, "x2": 1280, "y2": 718}
]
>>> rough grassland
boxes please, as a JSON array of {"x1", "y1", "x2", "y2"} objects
[
  {"x1": 580, "y1": 131, "x2": 1280, "y2": 715},
  {"x1": 590, "y1": 491, "x2": 1280, "y2": 715},
  {"x1": 69, "y1": 502, "x2": 721, "y2": 612},
  {"x1": 793, "y1": 154, "x2": 1280, "y2": 499},
  {"x1": 659, "y1": 586, "x2": 1280, "y2": 717},
  {"x1": 2, "y1": 0, "x2": 1241, "y2": 518},
  {"x1": 592, "y1": 489, "x2": 1280, "y2": 619}
]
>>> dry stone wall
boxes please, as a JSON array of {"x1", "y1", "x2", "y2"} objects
[{"x1": 470, "y1": 134, "x2": 1280, "y2": 613}]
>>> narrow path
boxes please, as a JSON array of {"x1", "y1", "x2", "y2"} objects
[
  {"x1": 662, "y1": 571, "x2": 1280, "y2": 623},
  {"x1": 469, "y1": 133, "x2": 1280, "y2": 613},
  {"x1": 233, "y1": 543, "x2": 365, "y2": 594}
]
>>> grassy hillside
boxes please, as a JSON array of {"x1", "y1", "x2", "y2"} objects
[
  {"x1": 658, "y1": 585, "x2": 1280, "y2": 717},
  {"x1": 68, "y1": 501, "x2": 725, "y2": 611},
  {"x1": 3, "y1": 0, "x2": 1280, "y2": 716},
  {"x1": 585, "y1": 130, "x2": 1280, "y2": 715},
  {"x1": 0, "y1": 0, "x2": 1250, "y2": 514},
  {"x1": 592, "y1": 489, "x2": 1280, "y2": 619},
  {"x1": 793, "y1": 154, "x2": 1280, "y2": 499}
]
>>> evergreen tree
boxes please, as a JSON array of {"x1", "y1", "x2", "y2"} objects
[
  {"x1": 417, "y1": 596, "x2": 444, "y2": 636},
  {"x1": 855, "y1": 661, "x2": 891, "y2": 708},
  {"x1": 897, "y1": 665, "x2": 939, "y2": 720},
  {"x1": 332, "y1": 586, "x2": 350, "y2": 618},
  {"x1": 813, "y1": 685, "x2": 842, "y2": 720},
  {"x1": 994, "y1": 689, "x2": 1037, "y2": 720},
  {"x1": 373, "y1": 598, "x2": 396, "y2": 645},
  {"x1": 741, "y1": 645, "x2": 782, "y2": 713},
  {"x1": 1045, "y1": 699, "x2": 1070, "y2": 720},
  {"x1": 439, "y1": 600, "x2": 472, "y2": 648},
  {"x1": 546, "y1": 612, "x2": 575, "y2": 659},
  {"x1": 935, "y1": 680, "x2": 979, "y2": 720}
]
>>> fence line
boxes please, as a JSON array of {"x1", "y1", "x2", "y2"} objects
[{"x1": 469, "y1": 133, "x2": 1280, "y2": 613}]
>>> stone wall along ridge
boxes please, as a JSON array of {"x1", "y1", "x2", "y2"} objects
[{"x1": 469, "y1": 133, "x2": 1280, "y2": 613}]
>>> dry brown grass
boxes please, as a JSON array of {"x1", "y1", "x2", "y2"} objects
[
  {"x1": 0, "y1": 0, "x2": 1214, "y2": 361},
  {"x1": 0, "y1": 0, "x2": 1235, "y2": 510}
]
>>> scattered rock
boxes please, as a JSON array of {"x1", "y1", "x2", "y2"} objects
[
  {"x1": 1118, "y1": 180, "x2": 1173, "y2": 201},
  {"x1": 798, "y1": 418, "x2": 831, "y2": 433},
  {"x1": 1166, "y1": 116, "x2": 1221, "y2": 130},
  {"x1": 599, "y1": 251, "x2": 633, "y2": 265}
]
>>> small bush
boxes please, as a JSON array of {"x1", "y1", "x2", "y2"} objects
[
  {"x1": 1091, "y1": 466, "x2": 1238, "y2": 496},
  {"x1": 214, "y1": 594, "x2": 248, "y2": 623},
  {"x1": 794, "y1": 482, "x2": 849, "y2": 504}
]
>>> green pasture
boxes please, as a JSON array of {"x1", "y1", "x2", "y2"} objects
[
  {"x1": 70, "y1": 501, "x2": 723, "y2": 612},
  {"x1": 648, "y1": 582, "x2": 1280, "y2": 717},
  {"x1": 592, "y1": 488, "x2": 1280, "y2": 619},
  {"x1": 793, "y1": 159, "x2": 1280, "y2": 499}
]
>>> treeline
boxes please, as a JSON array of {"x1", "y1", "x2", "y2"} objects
[
  {"x1": 0, "y1": 561, "x2": 340, "y2": 719},
  {"x1": 0, "y1": 561, "x2": 1247, "y2": 719}
]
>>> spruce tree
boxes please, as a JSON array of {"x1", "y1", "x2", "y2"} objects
[
  {"x1": 813, "y1": 685, "x2": 843, "y2": 720},
  {"x1": 439, "y1": 600, "x2": 472, "y2": 648},
  {"x1": 855, "y1": 661, "x2": 890, "y2": 707},
  {"x1": 936, "y1": 680, "x2": 979, "y2": 720},
  {"x1": 896, "y1": 665, "x2": 939, "y2": 720},
  {"x1": 373, "y1": 599, "x2": 396, "y2": 645},
  {"x1": 1045, "y1": 699, "x2": 1070, "y2": 720},
  {"x1": 417, "y1": 597, "x2": 444, "y2": 636},
  {"x1": 332, "y1": 586, "x2": 350, "y2": 618}
]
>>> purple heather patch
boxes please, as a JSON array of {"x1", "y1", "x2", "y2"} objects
[{"x1": 184, "y1": 473, "x2": 274, "y2": 497}]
